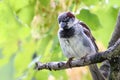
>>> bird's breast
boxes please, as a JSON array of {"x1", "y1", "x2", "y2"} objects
[{"x1": 59, "y1": 34, "x2": 94, "y2": 59}]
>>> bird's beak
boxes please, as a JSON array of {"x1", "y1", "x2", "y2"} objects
[{"x1": 60, "y1": 22, "x2": 67, "y2": 29}]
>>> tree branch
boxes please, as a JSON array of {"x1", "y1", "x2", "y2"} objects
[
  {"x1": 100, "y1": 11, "x2": 120, "y2": 80},
  {"x1": 108, "y1": 11, "x2": 120, "y2": 80},
  {"x1": 108, "y1": 11, "x2": 120, "y2": 47},
  {"x1": 35, "y1": 39, "x2": 120, "y2": 71}
]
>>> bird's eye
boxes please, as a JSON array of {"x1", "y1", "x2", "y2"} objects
[{"x1": 64, "y1": 17, "x2": 69, "y2": 22}]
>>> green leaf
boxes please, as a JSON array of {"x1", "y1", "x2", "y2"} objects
[
  {"x1": 109, "y1": 0, "x2": 120, "y2": 7},
  {"x1": 8, "y1": 0, "x2": 30, "y2": 11},
  {"x1": 39, "y1": 0, "x2": 49, "y2": 6},
  {"x1": 17, "y1": 3, "x2": 35, "y2": 25},
  {"x1": 82, "y1": 0, "x2": 100, "y2": 6},
  {"x1": 0, "y1": 54, "x2": 15, "y2": 80},
  {"x1": 0, "y1": 48, "x2": 3, "y2": 59},
  {"x1": 0, "y1": 0, "x2": 30, "y2": 66},
  {"x1": 36, "y1": 35, "x2": 52, "y2": 62},
  {"x1": 76, "y1": 9, "x2": 101, "y2": 30},
  {"x1": 92, "y1": 6, "x2": 119, "y2": 47}
]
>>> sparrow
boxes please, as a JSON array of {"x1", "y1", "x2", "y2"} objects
[{"x1": 57, "y1": 12, "x2": 105, "y2": 80}]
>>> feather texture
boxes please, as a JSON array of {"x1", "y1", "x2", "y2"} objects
[{"x1": 58, "y1": 20, "x2": 96, "y2": 59}]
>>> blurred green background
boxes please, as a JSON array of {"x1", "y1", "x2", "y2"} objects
[{"x1": 0, "y1": 0, "x2": 120, "y2": 80}]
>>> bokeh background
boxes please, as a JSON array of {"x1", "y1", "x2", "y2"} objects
[{"x1": 0, "y1": 0, "x2": 120, "y2": 80}]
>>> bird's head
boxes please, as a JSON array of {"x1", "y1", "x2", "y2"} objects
[{"x1": 58, "y1": 12, "x2": 75, "y2": 30}]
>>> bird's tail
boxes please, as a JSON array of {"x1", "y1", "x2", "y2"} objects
[{"x1": 89, "y1": 64, "x2": 105, "y2": 80}]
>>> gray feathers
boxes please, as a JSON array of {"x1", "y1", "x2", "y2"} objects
[{"x1": 58, "y1": 23, "x2": 96, "y2": 59}]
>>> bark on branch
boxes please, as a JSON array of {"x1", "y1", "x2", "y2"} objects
[
  {"x1": 35, "y1": 39, "x2": 120, "y2": 71},
  {"x1": 100, "y1": 11, "x2": 120, "y2": 80}
]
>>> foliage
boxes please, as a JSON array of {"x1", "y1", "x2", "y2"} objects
[{"x1": 0, "y1": 0, "x2": 120, "y2": 80}]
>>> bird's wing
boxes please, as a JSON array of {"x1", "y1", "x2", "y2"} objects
[{"x1": 79, "y1": 21, "x2": 98, "y2": 52}]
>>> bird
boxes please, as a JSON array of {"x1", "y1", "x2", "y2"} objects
[{"x1": 57, "y1": 12, "x2": 105, "y2": 80}]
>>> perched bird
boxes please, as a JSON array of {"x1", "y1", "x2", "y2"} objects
[{"x1": 58, "y1": 12, "x2": 105, "y2": 80}]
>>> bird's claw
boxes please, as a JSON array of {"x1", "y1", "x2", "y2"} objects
[{"x1": 66, "y1": 57, "x2": 74, "y2": 68}]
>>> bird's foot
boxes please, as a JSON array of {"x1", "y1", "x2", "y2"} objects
[
  {"x1": 66, "y1": 57, "x2": 74, "y2": 68},
  {"x1": 81, "y1": 54, "x2": 88, "y2": 62}
]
